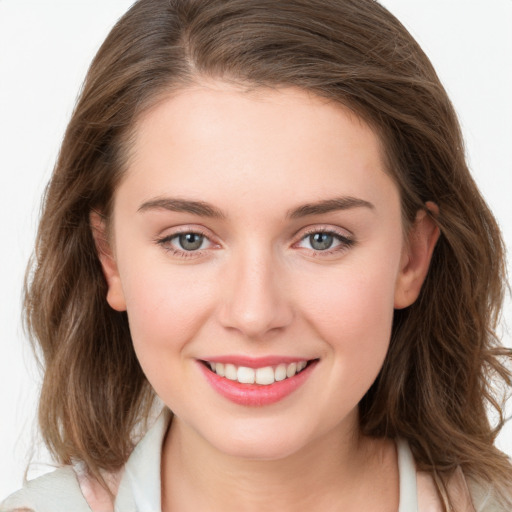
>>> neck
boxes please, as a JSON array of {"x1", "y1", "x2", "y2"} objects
[{"x1": 161, "y1": 414, "x2": 398, "y2": 512}]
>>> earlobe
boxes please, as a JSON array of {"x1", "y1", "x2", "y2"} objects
[
  {"x1": 90, "y1": 211, "x2": 127, "y2": 312},
  {"x1": 394, "y1": 203, "x2": 440, "y2": 309}
]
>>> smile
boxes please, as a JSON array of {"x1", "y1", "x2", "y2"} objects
[
  {"x1": 199, "y1": 358, "x2": 318, "y2": 406},
  {"x1": 206, "y1": 360, "x2": 308, "y2": 385}
]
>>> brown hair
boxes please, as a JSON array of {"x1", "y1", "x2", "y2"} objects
[{"x1": 25, "y1": 0, "x2": 511, "y2": 507}]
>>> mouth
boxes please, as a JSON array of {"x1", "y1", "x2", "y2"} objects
[
  {"x1": 201, "y1": 359, "x2": 314, "y2": 386},
  {"x1": 198, "y1": 358, "x2": 319, "y2": 406}
]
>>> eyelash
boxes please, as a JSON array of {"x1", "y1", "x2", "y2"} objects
[{"x1": 155, "y1": 227, "x2": 356, "y2": 259}]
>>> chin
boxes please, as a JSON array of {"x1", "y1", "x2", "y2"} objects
[{"x1": 201, "y1": 418, "x2": 317, "y2": 461}]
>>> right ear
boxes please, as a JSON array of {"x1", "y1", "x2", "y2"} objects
[{"x1": 90, "y1": 211, "x2": 127, "y2": 312}]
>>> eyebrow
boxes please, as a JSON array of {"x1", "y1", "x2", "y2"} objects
[
  {"x1": 287, "y1": 196, "x2": 375, "y2": 219},
  {"x1": 137, "y1": 196, "x2": 374, "y2": 219},
  {"x1": 138, "y1": 198, "x2": 226, "y2": 218}
]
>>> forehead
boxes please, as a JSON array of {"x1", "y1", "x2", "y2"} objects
[{"x1": 117, "y1": 82, "x2": 398, "y2": 217}]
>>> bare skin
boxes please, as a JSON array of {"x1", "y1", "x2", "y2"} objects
[{"x1": 162, "y1": 416, "x2": 399, "y2": 512}]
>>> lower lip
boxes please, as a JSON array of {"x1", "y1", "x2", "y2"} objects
[{"x1": 199, "y1": 361, "x2": 317, "y2": 406}]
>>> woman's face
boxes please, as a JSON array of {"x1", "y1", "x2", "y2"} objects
[{"x1": 97, "y1": 83, "x2": 435, "y2": 460}]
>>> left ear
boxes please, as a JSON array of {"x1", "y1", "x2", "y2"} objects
[{"x1": 394, "y1": 202, "x2": 440, "y2": 309}]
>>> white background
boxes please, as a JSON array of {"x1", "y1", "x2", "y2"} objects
[{"x1": 1, "y1": 0, "x2": 511, "y2": 499}]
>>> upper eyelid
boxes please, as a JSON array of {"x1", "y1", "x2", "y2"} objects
[
  {"x1": 294, "y1": 224, "x2": 354, "y2": 240},
  {"x1": 156, "y1": 225, "x2": 216, "y2": 241}
]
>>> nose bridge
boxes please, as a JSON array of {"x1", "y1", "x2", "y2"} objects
[{"x1": 219, "y1": 242, "x2": 293, "y2": 338}]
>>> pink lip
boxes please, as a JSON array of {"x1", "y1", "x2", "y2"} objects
[
  {"x1": 200, "y1": 355, "x2": 310, "y2": 368},
  {"x1": 198, "y1": 359, "x2": 318, "y2": 407}
]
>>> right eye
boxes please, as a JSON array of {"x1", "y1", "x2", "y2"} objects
[
  {"x1": 156, "y1": 229, "x2": 215, "y2": 257},
  {"x1": 172, "y1": 233, "x2": 208, "y2": 251}
]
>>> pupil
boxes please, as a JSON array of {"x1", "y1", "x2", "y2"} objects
[
  {"x1": 179, "y1": 233, "x2": 203, "y2": 251},
  {"x1": 310, "y1": 233, "x2": 333, "y2": 250}
]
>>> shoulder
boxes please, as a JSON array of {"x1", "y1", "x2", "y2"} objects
[
  {"x1": 0, "y1": 466, "x2": 92, "y2": 512},
  {"x1": 417, "y1": 467, "x2": 509, "y2": 512},
  {"x1": 1, "y1": 408, "x2": 169, "y2": 512},
  {"x1": 466, "y1": 478, "x2": 509, "y2": 512},
  {"x1": 445, "y1": 467, "x2": 509, "y2": 512}
]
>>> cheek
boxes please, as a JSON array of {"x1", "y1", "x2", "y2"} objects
[
  {"x1": 297, "y1": 256, "x2": 399, "y2": 370},
  {"x1": 120, "y1": 262, "x2": 216, "y2": 370}
]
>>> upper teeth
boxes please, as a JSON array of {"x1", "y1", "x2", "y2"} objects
[{"x1": 208, "y1": 361, "x2": 308, "y2": 385}]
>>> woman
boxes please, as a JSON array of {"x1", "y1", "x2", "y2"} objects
[{"x1": 2, "y1": 0, "x2": 511, "y2": 510}]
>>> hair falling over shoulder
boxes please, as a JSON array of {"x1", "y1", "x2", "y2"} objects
[{"x1": 24, "y1": 0, "x2": 512, "y2": 508}]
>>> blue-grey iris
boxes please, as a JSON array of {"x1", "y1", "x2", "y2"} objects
[
  {"x1": 309, "y1": 233, "x2": 334, "y2": 250},
  {"x1": 179, "y1": 233, "x2": 204, "y2": 251}
]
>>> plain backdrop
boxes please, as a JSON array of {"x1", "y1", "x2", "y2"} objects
[{"x1": 1, "y1": 0, "x2": 511, "y2": 499}]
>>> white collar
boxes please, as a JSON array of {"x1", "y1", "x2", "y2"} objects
[{"x1": 114, "y1": 408, "x2": 171, "y2": 512}]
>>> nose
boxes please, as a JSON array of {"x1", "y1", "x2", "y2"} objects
[{"x1": 217, "y1": 247, "x2": 294, "y2": 339}]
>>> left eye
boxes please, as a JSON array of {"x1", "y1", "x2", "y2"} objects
[
  {"x1": 297, "y1": 231, "x2": 351, "y2": 251},
  {"x1": 168, "y1": 232, "x2": 210, "y2": 251}
]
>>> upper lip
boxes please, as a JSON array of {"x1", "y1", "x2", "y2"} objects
[{"x1": 199, "y1": 355, "x2": 315, "y2": 368}]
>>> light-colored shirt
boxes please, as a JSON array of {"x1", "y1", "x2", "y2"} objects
[{"x1": 0, "y1": 408, "x2": 502, "y2": 512}]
